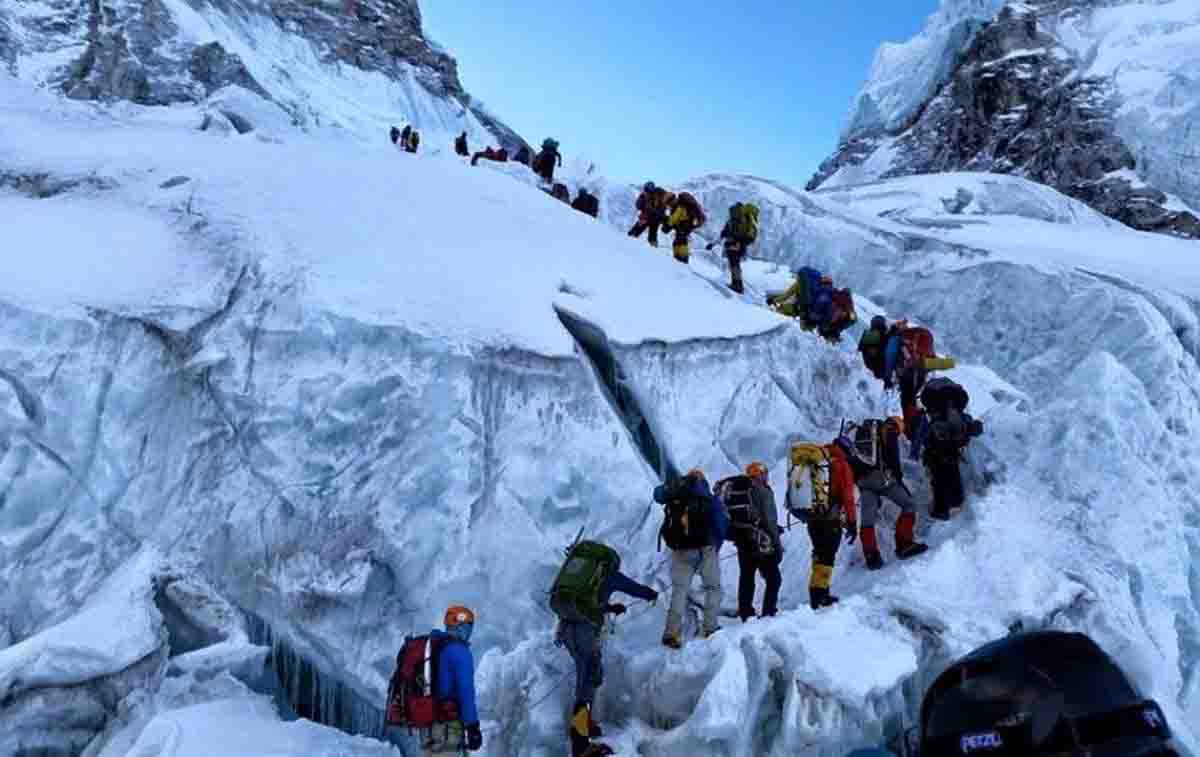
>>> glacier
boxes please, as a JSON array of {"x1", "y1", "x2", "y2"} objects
[{"x1": 2, "y1": 54, "x2": 1200, "y2": 757}]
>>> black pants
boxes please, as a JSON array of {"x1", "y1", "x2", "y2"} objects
[
  {"x1": 807, "y1": 519, "x2": 842, "y2": 566},
  {"x1": 736, "y1": 544, "x2": 781, "y2": 619},
  {"x1": 927, "y1": 458, "x2": 965, "y2": 514},
  {"x1": 628, "y1": 217, "x2": 662, "y2": 246}
]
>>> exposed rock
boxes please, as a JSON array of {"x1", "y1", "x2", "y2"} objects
[
  {"x1": 811, "y1": 2, "x2": 1200, "y2": 239},
  {"x1": 189, "y1": 42, "x2": 271, "y2": 100}
]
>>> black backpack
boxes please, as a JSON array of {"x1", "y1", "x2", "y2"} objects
[
  {"x1": 718, "y1": 475, "x2": 759, "y2": 530},
  {"x1": 659, "y1": 479, "x2": 710, "y2": 551}
]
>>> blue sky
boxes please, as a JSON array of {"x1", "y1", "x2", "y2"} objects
[{"x1": 422, "y1": 1, "x2": 940, "y2": 188}]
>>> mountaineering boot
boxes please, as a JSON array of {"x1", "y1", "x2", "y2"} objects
[
  {"x1": 570, "y1": 702, "x2": 596, "y2": 757},
  {"x1": 661, "y1": 631, "x2": 682, "y2": 650},
  {"x1": 581, "y1": 744, "x2": 615, "y2": 757},
  {"x1": 895, "y1": 512, "x2": 929, "y2": 559},
  {"x1": 808, "y1": 563, "x2": 836, "y2": 609},
  {"x1": 860, "y1": 527, "x2": 885, "y2": 570}
]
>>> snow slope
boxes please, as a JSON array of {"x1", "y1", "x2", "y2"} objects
[{"x1": 2, "y1": 72, "x2": 1199, "y2": 757}]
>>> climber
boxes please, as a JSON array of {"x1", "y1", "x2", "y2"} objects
[
  {"x1": 390, "y1": 126, "x2": 402, "y2": 145},
  {"x1": 767, "y1": 267, "x2": 824, "y2": 328},
  {"x1": 884, "y1": 323, "x2": 949, "y2": 435},
  {"x1": 455, "y1": 131, "x2": 469, "y2": 157},
  {"x1": 549, "y1": 541, "x2": 657, "y2": 757},
  {"x1": 548, "y1": 182, "x2": 571, "y2": 204},
  {"x1": 470, "y1": 147, "x2": 508, "y2": 166},
  {"x1": 716, "y1": 462, "x2": 782, "y2": 622},
  {"x1": 655, "y1": 468, "x2": 727, "y2": 648},
  {"x1": 819, "y1": 287, "x2": 857, "y2": 342},
  {"x1": 662, "y1": 192, "x2": 706, "y2": 264},
  {"x1": 384, "y1": 605, "x2": 482, "y2": 755},
  {"x1": 837, "y1": 417, "x2": 927, "y2": 570},
  {"x1": 533, "y1": 138, "x2": 562, "y2": 184},
  {"x1": 913, "y1": 378, "x2": 983, "y2": 520},
  {"x1": 787, "y1": 441, "x2": 857, "y2": 610},
  {"x1": 628, "y1": 182, "x2": 671, "y2": 248},
  {"x1": 571, "y1": 188, "x2": 600, "y2": 218},
  {"x1": 514, "y1": 144, "x2": 532, "y2": 166},
  {"x1": 710, "y1": 202, "x2": 760, "y2": 293},
  {"x1": 858, "y1": 316, "x2": 890, "y2": 381}
]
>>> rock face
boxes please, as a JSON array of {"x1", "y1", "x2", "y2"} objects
[
  {"x1": 0, "y1": 0, "x2": 525, "y2": 149},
  {"x1": 810, "y1": 1, "x2": 1200, "y2": 239}
]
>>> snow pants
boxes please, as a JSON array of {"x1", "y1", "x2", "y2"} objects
[
  {"x1": 561, "y1": 620, "x2": 604, "y2": 707},
  {"x1": 666, "y1": 546, "x2": 721, "y2": 638},
  {"x1": 422, "y1": 722, "x2": 465, "y2": 756},
  {"x1": 807, "y1": 519, "x2": 842, "y2": 605},
  {"x1": 672, "y1": 229, "x2": 693, "y2": 263},
  {"x1": 628, "y1": 215, "x2": 662, "y2": 247},
  {"x1": 859, "y1": 481, "x2": 916, "y2": 527},
  {"x1": 725, "y1": 243, "x2": 745, "y2": 293},
  {"x1": 735, "y1": 543, "x2": 781, "y2": 620},
  {"x1": 927, "y1": 458, "x2": 965, "y2": 515}
]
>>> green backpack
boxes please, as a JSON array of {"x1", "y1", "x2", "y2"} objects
[
  {"x1": 549, "y1": 540, "x2": 620, "y2": 628},
  {"x1": 730, "y1": 202, "x2": 760, "y2": 244}
]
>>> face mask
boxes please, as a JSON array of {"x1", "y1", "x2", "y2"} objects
[{"x1": 450, "y1": 623, "x2": 474, "y2": 642}]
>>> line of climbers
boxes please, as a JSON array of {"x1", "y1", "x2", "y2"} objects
[
  {"x1": 766, "y1": 265, "x2": 857, "y2": 342},
  {"x1": 629, "y1": 182, "x2": 761, "y2": 292},
  {"x1": 390, "y1": 124, "x2": 420, "y2": 153},
  {"x1": 857, "y1": 316, "x2": 982, "y2": 520},
  {"x1": 384, "y1": 313, "x2": 984, "y2": 757}
]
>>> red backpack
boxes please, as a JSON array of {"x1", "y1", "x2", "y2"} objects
[
  {"x1": 385, "y1": 635, "x2": 460, "y2": 729},
  {"x1": 901, "y1": 326, "x2": 935, "y2": 371}
]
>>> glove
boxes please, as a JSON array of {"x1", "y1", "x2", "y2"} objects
[
  {"x1": 606, "y1": 602, "x2": 627, "y2": 616},
  {"x1": 465, "y1": 722, "x2": 483, "y2": 751},
  {"x1": 845, "y1": 522, "x2": 858, "y2": 544}
]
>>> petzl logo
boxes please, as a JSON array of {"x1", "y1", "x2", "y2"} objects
[{"x1": 960, "y1": 731, "x2": 1004, "y2": 753}]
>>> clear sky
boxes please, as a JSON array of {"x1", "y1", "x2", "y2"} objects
[{"x1": 422, "y1": 1, "x2": 940, "y2": 188}]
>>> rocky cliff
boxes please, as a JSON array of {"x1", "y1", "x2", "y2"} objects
[
  {"x1": 0, "y1": 0, "x2": 524, "y2": 149},
  {"x1": 810, "y1": 0, "x2": 1200, "y2": 239}
]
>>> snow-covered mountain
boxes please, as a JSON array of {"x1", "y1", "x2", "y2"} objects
[
  {"x1": 809, "y1": 0, "x2": 1200, "y2": 239},
  {"x1": 0, "y1": 0, "x2": 524, "y2": 149},
  {"x1": 3, "y1": 2, "x2": 1200, "y2": 756}
]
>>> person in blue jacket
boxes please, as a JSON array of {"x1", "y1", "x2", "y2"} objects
[
  {"x1": 807, "y1": 275, "x2": 835, "y2": 329},
  {"x1": 424, "y1": 605, "x2": 482, "y2": 756},
  {"x1": 654, "y1": 468, "x2": 728, "y2": 649},
  {"x1": 560, "y1": 562, "x2": 658, "y2": 757}
]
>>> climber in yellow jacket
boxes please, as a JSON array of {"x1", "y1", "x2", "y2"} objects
[{"x1": 662, "y1": 192, "x2": 706, "y2": 264}]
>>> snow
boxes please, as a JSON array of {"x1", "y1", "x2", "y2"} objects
[
  {"x1": 3, "y1": 46, "x2": 1200, "y2": 757},
  {"x1": 0, "y1": 76, "x2": 783, "y2": 355},
  {"x1": 118, "y1": 697, "x2": 398, "y2": 757},
  {"x1": 840, "y1": 0, "x2": 1200, "y2": 214},
  {"x1": 0, "y1": 550, "x2": 164, "y2": 701},
  {"x1": 843, "y1": 0, "x2": 1005, "y2": 137}
]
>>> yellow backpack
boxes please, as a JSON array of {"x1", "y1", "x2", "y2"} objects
[{"x1": 788, "y1": 442, "x2": 832, "y2": 517}]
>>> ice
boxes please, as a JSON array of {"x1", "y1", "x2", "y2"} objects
[{"x1": 1, "y1": 70, "x2": 1199, "y2": 757}]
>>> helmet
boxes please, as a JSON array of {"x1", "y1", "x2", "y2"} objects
[
  {"x1": 444, "y1": 605, "x2": 476, "y2": 628},
  {"x1": 746, "y1": 461, "x2": 768, "y2": 479},
  {"x1": 643, "y1": 181, "x2": 656, "y2": 193},
  {"x1": 686, "y1": 467, "x2": 705, "y2": 480},
  {"x1": 870, "y1": 315, "x2": 887, "y2": 331}
]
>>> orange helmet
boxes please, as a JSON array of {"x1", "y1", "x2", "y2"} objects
[
  {"x1": 746, "y1": 461, "x2": 768, "y2": 479},
  {"x1": 687, "y1": 467, "x2": 705, "y2": 479},
  {"x1": 444, "y1": 605, "x2": 476, "y2": 628}
]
